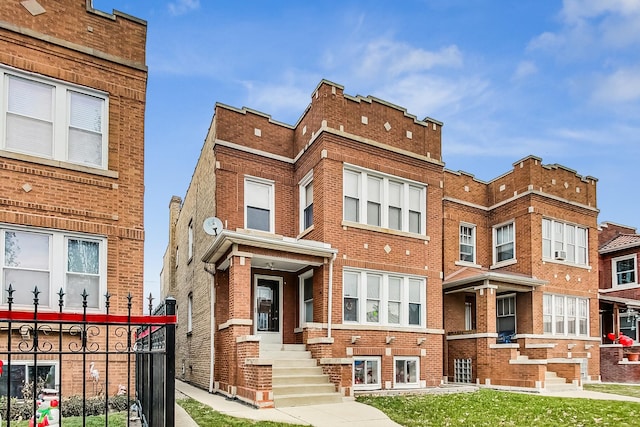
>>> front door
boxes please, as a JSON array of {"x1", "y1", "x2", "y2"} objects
[{"x1": 254, "y1": 275, "x2": 282, "y2": 344}]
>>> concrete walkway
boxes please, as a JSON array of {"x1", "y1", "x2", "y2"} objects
[
  {"x1": 538, "y1": 388, "x2": 640, "y2": 403},
  {"x1": 175, "y1": 380, "x2": 401, "y2": 426}
]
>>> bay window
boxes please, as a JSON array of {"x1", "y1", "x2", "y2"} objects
[
  {"x1": 343, "y1": 166, "x2": 426, "y2": 235},
  {"x1": 342, "y1": 269, "x2": 425, "y2": 327}
]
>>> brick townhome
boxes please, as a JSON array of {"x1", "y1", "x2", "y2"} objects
[
  {"x1": 0, "y1": 0, "x2": 147, "y2": 397},
  {"x1": 598, "y1": 222, "x2": 640, "y2": 382},
  {"x1": 164, "y1": 80, "x2": 604, "y2": 408},
  {"x1": 443, "y1": 159, "x2": 601, "y2": 390}
]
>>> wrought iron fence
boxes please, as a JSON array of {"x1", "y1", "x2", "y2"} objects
[{"x1": 0, "y1": 286, "x2": 176, "y2": 427}]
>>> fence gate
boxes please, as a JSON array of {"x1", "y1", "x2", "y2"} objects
[{"x1": 0, "y1": 286, "x2": 176, "y2": 427}]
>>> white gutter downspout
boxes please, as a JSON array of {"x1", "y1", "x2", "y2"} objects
[
  {"x1": 327, "y1": 253, "x2": 337, "y2": 339},
  {"x1": 209, "y1": 273, "x2": 216, "y2": 393}
]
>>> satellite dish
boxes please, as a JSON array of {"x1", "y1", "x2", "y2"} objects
[{"x1": 203, "y1": 217, "x2": 223, "y2": 236}]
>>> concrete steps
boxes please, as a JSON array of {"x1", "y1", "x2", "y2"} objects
[
  {"x1": 545, "y1": 371, "x2": 578, "y2": 392},
  {"x1": 265, "y1": 344, "x2": 343, "y2": 407}
]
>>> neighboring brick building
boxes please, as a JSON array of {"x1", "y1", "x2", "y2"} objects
[
  {"x1": 0, "y1": 0, "x2": 147, "y2": 397},
  {"x1": 598, "y1": 222, "x2": 640, "y2": 382},
  {"x1": 442, "y1": 158, "x2": 601, "y2": 390},
  {"x1": 165, "y1": 80, "x2": 445, "y2": 407}
]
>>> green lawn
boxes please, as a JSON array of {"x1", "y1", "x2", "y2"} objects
[
  {"x1": 177, "y1": 398, "x2": 307, "y2": 427},
  {"x1": 357, "y1": 389, "x2": 640, "y2": 427},
  {"x1": 584, "y1": 383, "x2": 640, "y2": 399},
  {"x1": 8, "y1": 411, "x2": 128, "y2": 427}
]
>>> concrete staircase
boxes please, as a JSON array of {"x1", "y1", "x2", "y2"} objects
[
  {"x1": 544, "y1": 371, "x2": 578, "y2": 392},
  {"x1": 260, "y1": 344, "x2": 344, "y2": 407}
]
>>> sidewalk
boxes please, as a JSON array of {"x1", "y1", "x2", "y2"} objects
[
  {"x1": 538, "y1": 388, "x2": 640, "y2": 402},
  {"x1": 175, "y1": 380, "x2": 401, "y2": 427}
]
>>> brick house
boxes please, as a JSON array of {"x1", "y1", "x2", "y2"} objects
[
  {"x1": 442, "y1": 158, "x2": 601, "y2": 390},
  {"x1": 0, "y1": 0, "x2": 147, "y2": 397},
  {"x1": 164, "y1": 80, "x2": 445, "y2": 407},
  {"x1": 598, "y1": 222, "x2": 640, "y2": 381}
]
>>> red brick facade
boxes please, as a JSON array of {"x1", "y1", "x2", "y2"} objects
[{"x1": 0, "y1": 0, "x2": 147, "y2": 396}]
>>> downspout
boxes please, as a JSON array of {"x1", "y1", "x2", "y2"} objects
[
  {"x1": 327, "y1": 252, "x2": 337, "y2": 339},
  {"x1": 207, "y1": 269, "x2": 216, "y2": 393}
]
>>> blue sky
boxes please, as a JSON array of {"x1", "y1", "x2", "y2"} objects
[{"x1": 93, "y1": 0, "x2": 640, "y2": 300}]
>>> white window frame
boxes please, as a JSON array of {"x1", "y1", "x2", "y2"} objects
[
  {"x1": 543, "y1": 293, "x2": 589, "y2": 336},
  {"x1": 342, "y1": 165, "x2": 427, "y2": 235},
  {"x1": 620, "y1": 311, "x2": 639, "y2": 342},
  {"x1": 0, "y1": 65, "x2": 109, "y2": 170},
  {"x1": 353, "y1": 356, "x2": 381, "y2": 391},
  {"x1": 187, "y1": 292, "x2": 193, "y2": 333},
  {"x1": 497, "y1": 294, "x2": 516, "y2": 335},
  {"x1": 342, "y1": 269, "x2": 426, "y2": 328},
  {"x1": 612, "y1": 254, "x2": 637, "y2": 287},
  {"x1": 393, "y1": 356, "x2": 420, "y2": 389},
  {"x1": 459, "y1": 223, "x2": 476, "y2": 264},
  {"x1": 0, "y1": 225, "x2": 106, "y2": 311},
  {"x1": 298, "y1": 270, "x2": 313, "y2": 326},
  {"x1": 187, "y1": 220, "x2": 194, "y2": 261},
  {"x1": 493, "y1": 221, "x2": 515, "y2": 266},
  {"x1": 299, "y1": 171, "x2": 314, "y2": 233},
  {"x1": 542, "y1": 218, "x2": 589, "y2": 266},
  {"x1": 0, "y1": 360, "x2": 59, "y2": 399},
  {"x1": 244, "y1": 176, "x2": 275, "y2": 233}
]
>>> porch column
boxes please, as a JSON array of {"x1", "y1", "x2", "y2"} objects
[{"x1": 474, "y1": 283, "x2": 498, "y2": 385}]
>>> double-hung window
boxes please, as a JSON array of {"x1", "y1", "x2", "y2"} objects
[
  {"x1": 1, "y1": 226, "x2": 106, "y2": 310},
  {"x1": 245, "y1": 176, "x2": 274, "y2": 233},
  {"x1": 620, "y1": 312, "x2": 639, "y2": 341},
  {"x1": 342, "y1": 269, "x2": 425, "y2": 327},
  {"x1": 1, "y1": 66, "x2": 108, "y2": 169},
  {"x1": 543, "y1": 294, "x2": 588, "y2": 336},
  {"x1": 299, "y1": 271, "x2": 314, "y2": 325},
  {"x1": 343, "y1": 166, "x2": 426, "y2": 235},
  {"x1": 542, "y1": 218, "x2": 588, "y2": 265},
  {"x1": 496, "y1": 295, "x2": 516, "y2": 335},
  {"x1": 493, "y1": 222, "x2": 515, "y2": 264},
  {"x1": 188, "y1": 220, "x2": 194, "y2": 261},
  {"x1": 459, "y1": 224, "x2": 476, "y2": 263},
  {"x1": 612, "y1": 254, "x2": 637, "y2": 287},
  {"x1": 299, "y1": 171, "x2": 314, "y2": 232},
  {"x1": 187, "y1": 292, "x2": 193, "y2": 334}
]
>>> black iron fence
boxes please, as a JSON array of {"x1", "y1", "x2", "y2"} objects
[{"x1": 0, "y1": 286, "x2": 176, "y2": 427}]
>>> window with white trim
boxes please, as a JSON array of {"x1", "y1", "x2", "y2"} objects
[
  {"x1": 0, "y1": 361, "x2": 58, "y2": 399},
  {"x1": 497, "y1": 295, "x2": 516, "y2": 334},
  {"x1": 493, "y1": 222, "x2": 514, "y2": 264},
  {"x1": 612, "y1": 254, "x2": 637, "y2": 287},
  {"x1": 394, "y1": 356, "x2": 420, "y2": 388},
  {"x1": 543, "y1": 294, "x2": 588, "y2": 336},
  {"x1": 343, "y1": 166, "x2": 426, "y2": 234},
  {"x1": 542, "y1": 218, "x2": 588, "y2": 265},
  {"x1": 299, "y1": 172, "x2": 314, "y2": 232},
  {"x1": 244, "y1": 177, "x2": 274, "y2": 233},
  {"x1": 620, "y1": 311, "x2": 639, "y2": 341},
  {"x1": 1, "y1": 66, "x2": 108, "y2": 169},
  {"x1": 299, "y1": 270, "x2": 313, "y2": 325},
  {"x1": 188, "y1": 220, "x2": 194, "y2": 261},
  {"x1": 1, "y1": 227, "x2": 106, "y2": 310},
  {"x1": 342, "y1": 269, "x2": 425, "y2": 327},
  {"x1": 460, "y1": 224, "x2": 476, "y2": 263},
  {"x1": 353, "y1": 356, "x2": 380, "y2": 390}
]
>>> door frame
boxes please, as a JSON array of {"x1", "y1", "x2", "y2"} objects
[{"x1": 253, "y1": 274, "x2": 283, "y2": 344}]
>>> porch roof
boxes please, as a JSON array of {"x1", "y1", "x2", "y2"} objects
[
  {"x1": 201, "y1": 229, "x2": 337, "y2": 271},
  {"x1": 598, "y1": 294, "x2": 640, "y2": 309},
  {"x1": 443, "y1": 266, "x2": 548, "y2": 293}
]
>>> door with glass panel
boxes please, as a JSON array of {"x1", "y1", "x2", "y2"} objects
[{"x1": 254, "y1": 276, "x2": 282, "y2": 344}]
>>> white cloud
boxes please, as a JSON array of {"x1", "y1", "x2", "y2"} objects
[
  {"x1": 168, "y1": 0, "x2": 200, "y2": 16},
  {"x1": 592, "y1": 66, "x2": 640, "y2": 104},
  {"x1": 512, "y1": 61, "x2": 538, "y2": 80}
]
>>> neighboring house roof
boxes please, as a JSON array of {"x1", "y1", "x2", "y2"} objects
[
  {"x1": 443, "y1": 265, "x2": 548, "y2": 292},
  {"x1": 599, "y1": 233, "x2": 640, "y2": 254}
]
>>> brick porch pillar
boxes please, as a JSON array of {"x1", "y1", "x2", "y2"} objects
[{"x1": 474, "y1": 283, "x2": 497, "y2": 385}]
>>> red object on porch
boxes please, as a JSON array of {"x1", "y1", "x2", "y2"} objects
[
  {"x1": 607, "y1": 332, "x2": 617, "y2": 341},
  {"x1": 619, "y1": 335, "x2": 634, "y2": 347}
]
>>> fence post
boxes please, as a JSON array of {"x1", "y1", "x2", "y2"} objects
[{"x1": 165, "y1": 297, "x2": 176, "y2": 427}]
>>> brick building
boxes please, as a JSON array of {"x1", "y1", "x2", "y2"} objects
[
  {"x1": 443, "y1": 158, "x2": 601, "y2": 390},
  {"x1": 0, "y1": 0, "x2": 147, "y2": 397},
  {"x1": 164, "y1": 80, "x2": 604, "y2": 407},
  {"x1": 598, "y1": 222, "x2": 640, "y2": 382},
  {"x1": 165, "y1": 80, "x2": 444, "y2": 407}
]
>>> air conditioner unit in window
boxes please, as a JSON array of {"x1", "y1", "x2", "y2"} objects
[{"x1": 554, "y1": 250, "x2": 567, "y2": 260}]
